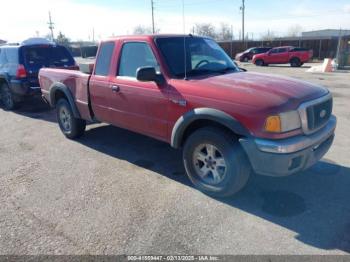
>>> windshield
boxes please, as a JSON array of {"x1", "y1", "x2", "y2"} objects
[
  {"x1": 21, "y1": 45, "x2": 75, "y2": 70},
  {"x1": 156, "y1": 37, "x2": 239, "y2": 78}
]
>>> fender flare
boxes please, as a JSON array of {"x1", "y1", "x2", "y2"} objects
[
  {"x1": 49, "y1": 82, "x2": 81, "y2": 118},
  {"x1": 171, "y1": 108, "x2": 250, "y2": 149}
]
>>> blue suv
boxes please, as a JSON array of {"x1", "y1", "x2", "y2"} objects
[{"x1": 0, "y1": 38, "x2": 76, "y2": 110}]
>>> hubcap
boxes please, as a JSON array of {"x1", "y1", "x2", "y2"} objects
[
  {"x1": 59, "y1": 107, "x2": 71, "y2": 131},
  {"x1": 193, "y1": 143, "x2": 227, "y2": 185}
]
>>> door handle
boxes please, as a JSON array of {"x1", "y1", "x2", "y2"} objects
[{"x1": 111, "y1": 85, "x2": 120, "y2": 92}]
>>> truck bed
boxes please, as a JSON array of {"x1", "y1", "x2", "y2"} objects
[{"x1": 39, "y1": 68, "x2": 92, "y2": 121}]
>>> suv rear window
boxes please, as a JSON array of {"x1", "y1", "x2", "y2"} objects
[{"x1": 21, "y1": 45, "x2": 75, "y2": 68}]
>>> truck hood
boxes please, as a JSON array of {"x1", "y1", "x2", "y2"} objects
[{"x1": 179, "y1": 71, "x2": 329, "y2": 112}]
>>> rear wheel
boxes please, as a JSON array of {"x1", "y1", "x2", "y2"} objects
[
  {"x1": 183, "y1": 127, "x2": 251, "y2": 197},
  {"x1": 243, "y1": 57, "x2": 249, "y2": 62},
  {"x1": 0, "y1": 83, "x2": 18, "y2": 110},
  {"x1": 290, "y1": 58, "x2": 301, "y2": 67},
  {"x1": 56, "y1": 99, "x2": 86, "y2": 139},
  {"x1": 255, "y1": 59, "x2": 264, "y2": 66}
]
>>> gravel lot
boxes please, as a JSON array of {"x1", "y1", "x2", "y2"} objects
[{"x1": 0, "y1": 62, "x2": 350, "y2": 255}]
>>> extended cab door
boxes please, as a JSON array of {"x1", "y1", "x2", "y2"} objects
[
  {"x1": 265, "y1": 48, "x2": 280, "y2": 63},
  {"x1": 89, "y1": 41, "x2": 115, "y2": 123},
  {"x1": 277, "y1": 47, "x2": 290, "y2": 63},
  {"x1": 107, "y1": 41, "x2": 169, "y2": 140}
]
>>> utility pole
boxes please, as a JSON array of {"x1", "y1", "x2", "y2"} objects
[
  {"x1": 48, "y1": 11, "x2": 55, "y2": 41},
  {"x1": 151, "y1": 0, "x2": 155, "y2": 34},
  {"x1": 240, "y1": 0, "x2": 245, "y2": 44}
]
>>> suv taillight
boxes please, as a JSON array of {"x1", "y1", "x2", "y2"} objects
[{"x1": 16, "y1": 64, "x2": 27, "y2": 78}]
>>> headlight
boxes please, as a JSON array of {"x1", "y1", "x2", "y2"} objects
[{"x1": 264, "y1": 110, "x2": 301, "y2": 133}]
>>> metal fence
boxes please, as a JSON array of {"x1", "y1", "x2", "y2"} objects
[{"x1": 218, "y1": 37, "x2": 341, "y2": 60}]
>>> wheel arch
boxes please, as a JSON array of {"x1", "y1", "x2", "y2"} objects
[
  {"x1": 0, "y1": 75, "x2": 10, "y2": 87},
  {"x1": 49, "y1": 82, "x2": 81, "y2": 118},
  {"x1": 171, "y1": 108, "x2": 250, "y2": 149},
  {"x1": 289, "y1": 56, "x2": 301, "y2": 62}
]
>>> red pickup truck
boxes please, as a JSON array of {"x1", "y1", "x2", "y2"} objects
[
  {"x1": 252, "y1": 46, "x2": 313, "y2": 67},
  {"x1": 39, "y1": 35, "x2": 336, "y2": 197}
]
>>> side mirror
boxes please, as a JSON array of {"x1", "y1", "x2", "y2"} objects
[{"x1": 136, "y1": 67, "x2": 158, "y2": 82}]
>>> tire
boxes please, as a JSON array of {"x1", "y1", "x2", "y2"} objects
[
  {"x1": 183, "y1": 127, "x2": 251, "y2": 197},
  {"x1": 290, "y1": 58, "x2": 301, "y2": 67},
  {"x1": 243, "y1": 57, "x2": 249, "y2": 62},
  {"x1": 255, "y1": 59, "x2": 264, "y2": 66},
  {"x1": 56, "y1": 98, "x2": 86, "y2": 139},
  {"x1": 0, "y1": 83, "x2": 18, "y2": 110}
]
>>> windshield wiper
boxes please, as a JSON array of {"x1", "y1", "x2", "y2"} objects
[{"x1": 215, "y1": 67, "x2": 237, "y2": 74}]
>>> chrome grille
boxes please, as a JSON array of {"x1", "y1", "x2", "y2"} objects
[{"x1": 298, "y1": 93, "x2": 333, "y2": 135}]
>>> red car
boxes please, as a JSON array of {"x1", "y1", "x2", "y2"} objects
[
  {"x1": 252, "y1": 46, "x2": 313, "y2": 67},
  {"x1": 39, "y1": 35, "x2": 335, "y2": 197}
]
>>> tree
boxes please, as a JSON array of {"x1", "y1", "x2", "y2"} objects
[
  {"x1": 217, "y1": 23, "x2": 233, "y2": 41},
  {"x1": 286, "y1": 24, "x2": 303, "y2": 37},
  {"x1": 194, "y1": 23, "x2": 217, "y2": 39},
  {"x1": 132, "y1": 25, "x2": 159, "y2": 35},
  {"x1": 261, "y1": 30, "x2": 276, "y2": 41},
  {"x1": 56, "y1": 31, "x2": 70, "y2": 46}
]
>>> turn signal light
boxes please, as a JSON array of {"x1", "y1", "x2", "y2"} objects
[{"x1": 265, "y1": 115, "x2": 282, "y2": 133}]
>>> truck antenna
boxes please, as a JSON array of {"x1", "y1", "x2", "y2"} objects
[{"x1": 182, "y1": 0, "x2": 187, "y2": 80}]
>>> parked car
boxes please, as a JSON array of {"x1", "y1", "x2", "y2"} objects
[
  {"x1": 252, "y1": 46, "x2": 313, "y2": 67},
  {"x1": 0, "y1": 38, "x2": 77, "y2": 110},
  {"x1": 39, "y1": 35, "x2": 336, "y2": 197},
  {"x1": 235, "y1": 47, "x2": 271, "y2": 62}
]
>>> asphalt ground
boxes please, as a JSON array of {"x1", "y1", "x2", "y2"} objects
[{"x1": 0, "y1": 62, "x2": 349, "y2": 255}]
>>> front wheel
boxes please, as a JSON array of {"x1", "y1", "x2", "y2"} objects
[
  {"x1": 56, "y1": 99, "x2": 86, "y2": 139},
  {"x1": 255, "y1": 59, "x2": 264, "y2": 66},
  {"x1": 183, "y1": 127, "x2": 251, "y2": 197}
]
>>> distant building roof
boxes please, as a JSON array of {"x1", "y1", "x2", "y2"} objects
[{"x1": 302, "y1": 29, "x2": 350, "y2": 38}]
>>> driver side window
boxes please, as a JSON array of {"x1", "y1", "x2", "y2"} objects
[
  {"x1": 270, "y1": 48, "x2": 279, "y2": 54},
  {"x1": 118, "y1": 42, "x2": 159, "y2": 78}
]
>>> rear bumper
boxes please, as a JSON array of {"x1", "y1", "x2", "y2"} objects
[
  {"x1": 239, "y1": 116, "x2": 336, "y2": 177},
  {"x1": 10, "y1": 80, "x2": 41, "y2": 97}
]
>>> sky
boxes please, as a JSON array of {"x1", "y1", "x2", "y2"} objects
[{"x1": 1, "y1": 0, "x2": 350, "y2": 42}]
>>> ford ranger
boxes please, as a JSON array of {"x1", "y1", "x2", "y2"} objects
[
  {"x1": 39, "y1": 35, "x2": 336, "y2": 197},
  {"x1": 252, "y1": 46, "x2": 313, "y2": 67}
]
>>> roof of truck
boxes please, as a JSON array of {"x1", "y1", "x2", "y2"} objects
[{"x1": 103, "y1": 34, "x2": 210, "y2": 43}]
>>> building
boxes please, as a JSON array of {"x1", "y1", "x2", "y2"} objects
[{"x1": 302, "y1": 29, "x2": 350, "y2": 38}]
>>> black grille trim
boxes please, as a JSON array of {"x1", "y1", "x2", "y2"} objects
[{"x1": 306, "y1": 98, "x2": 332, "y2": 131}]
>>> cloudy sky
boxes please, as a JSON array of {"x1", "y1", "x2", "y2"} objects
[{"x1": 1, "y1": 0, "x2": 350, "y2": 42}]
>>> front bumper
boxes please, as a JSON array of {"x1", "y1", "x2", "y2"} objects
[{"x1": 239, "y1": 116, "x2": 336, "y2": 176}]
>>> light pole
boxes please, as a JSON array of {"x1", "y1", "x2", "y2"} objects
[
  {"x1": 240, "y1": 0, "x2": 245, "y2": 45},
  {"x1": 48, "y1": 11, "x2": 55, "y2": 41},
  {"x1": 151, "y1": 0, "x2": 155, "y2": 34}
]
